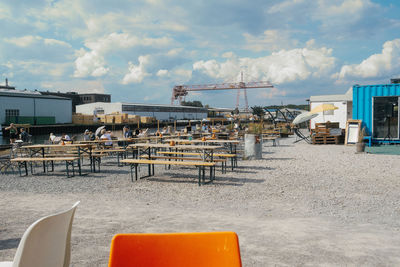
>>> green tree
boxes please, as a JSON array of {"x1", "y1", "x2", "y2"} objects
[
  {"x1": 181, "y1": 100, "x2": 203, "y2": 107},
  {"x1": 251, "y1": 106, "x2": 265, "y2": 118}
]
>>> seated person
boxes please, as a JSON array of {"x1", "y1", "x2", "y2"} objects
[
  {"x1": 83, "y1": 129, "x2": 91, "y2": 141},
  {"x1": 19, "y1": 128, "x2": 31, "y2": 143},
  {"x1": 61, "y1": 133, "x2": 72, "y2": 143},
  {"x1": 123, "y1": 125, "x2": 133, "y2": 138},
  {"x1": 100, "y1": 129, "x2": 113, "y2": 147}
]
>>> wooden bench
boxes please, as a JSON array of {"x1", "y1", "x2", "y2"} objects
[
  {"x1": 11, "y1": 157, "x2": 78, "y2": 177},
  {"x1": 262, "y1": 136, "x2": 279, "y2": 146},
  {"x1": 140, "y1": 155, "x2": 227, "y2": 174},
  {"x1": 156, "y1": 151, "x2": 238, "y2": 170},
  {"x1": 121, "y1": 159, "x2": 216, "y2": 185}
]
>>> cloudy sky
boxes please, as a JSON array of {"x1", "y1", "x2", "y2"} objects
[{"x1": 1, "y1": 0, "x2": 400, "y2": 108}]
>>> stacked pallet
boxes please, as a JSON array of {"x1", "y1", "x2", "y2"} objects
[{"x1": 312, "y1": 122, "x2": 343, "y2": 145}]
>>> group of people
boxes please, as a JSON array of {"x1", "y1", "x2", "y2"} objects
[{"x1": 5, "y1": 123, "x2": 31, "y2": 144}]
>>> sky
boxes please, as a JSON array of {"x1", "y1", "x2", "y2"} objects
[{"x1": 1, "y1": 0, "x2": 400, "y2": 108}]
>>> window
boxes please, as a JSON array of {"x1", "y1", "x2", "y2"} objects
[
  {"x1": 373, "y1": 96, "x2": 399, "y2": 139},
  {"x1": 5, "y1": 109, "x2": 19, "y2": 117}
]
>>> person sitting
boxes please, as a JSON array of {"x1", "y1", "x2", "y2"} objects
[
  {"x1": 19, "y1": 128, "x2": 31, "y2": 143},
  {"x1": 100, "y1": 129, "x2": 113, "y2": 147},
  {"x1": 61, "y1": 133, "x2": 72, "y2": 144},
  {"x1": 83, "y1": 129, "x2": 91, "y2": 141},
  {"x1": 123, "y1": 125, "x2": 133, "y2": 138},
  {"x1": 88, "y1": 131, "x2": 96, "y2": 141}
]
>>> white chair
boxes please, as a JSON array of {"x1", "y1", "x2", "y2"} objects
[{"x1": 0, "y1": 201, "x2": 80, "y2": 267}]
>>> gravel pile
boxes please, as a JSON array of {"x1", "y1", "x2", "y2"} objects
[{"x1": 1, "y1": 137, "x2": 400, "y2": 266}]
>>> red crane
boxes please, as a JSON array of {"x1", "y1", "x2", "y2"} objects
[{"x1": 171, "y1": 72, "x2": 274, "y2": 111}]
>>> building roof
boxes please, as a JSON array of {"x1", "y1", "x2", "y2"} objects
[
  {"x1": 77, "y1": 102, "x2": 208, "y2": 110},
  {"x1": 310, "y1": 87, "x2": 352, "y2": 102},
  {"x1": 0, "y1": 89, "x2": 71, "y2": 100}
]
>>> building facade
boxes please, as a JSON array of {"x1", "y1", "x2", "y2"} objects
[
  {"x1": 40, "y1": 91, "x2": 111, "y2": 112},
  {"x1": 76, "y1": 102, "x2": 208, "y2": 121},
  {"x1": 310, "y1": 88, "x2": 353, "y2": 129},
  {"x1": 0, "y1": 90, "x2": 72, "y2": 125}
]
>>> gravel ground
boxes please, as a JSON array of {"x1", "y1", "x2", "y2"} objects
[{"x1": 1, "y1": 137, "x2": 400, "y2": 266}]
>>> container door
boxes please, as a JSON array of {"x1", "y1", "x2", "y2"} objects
[{"x1": 372, "y1": 96, "x2": 399, "y2": 139}]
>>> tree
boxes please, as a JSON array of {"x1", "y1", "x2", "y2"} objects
[
  {"x1": 181, "y1": 100, "x2": 203, "y2": 107},
  {"x1": 251, "y1": 106, "x2": 265, "y2": 118}
]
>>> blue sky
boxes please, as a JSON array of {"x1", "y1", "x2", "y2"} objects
[{"x1": 1, "y1": 0, "x2": 400, "y2": 108}]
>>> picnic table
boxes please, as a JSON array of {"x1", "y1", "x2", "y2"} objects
[
  {"x1": 22, "y1": 144, "x2": 94, "y2": 176},
  {"x1": 127, "y1": 143, "x2": 222, "y2": 181}
]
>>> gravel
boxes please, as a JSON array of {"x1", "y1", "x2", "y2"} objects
[{"x1": 1, "y1": 137, "x2": 400, "y2": 266}]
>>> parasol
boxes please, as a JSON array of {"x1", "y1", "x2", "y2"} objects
[
  {"x1": 310, "y1": 104, "x2": 338, "y2": 114},
  {"x1": 292, "y1": 112, "x2": 318, "y2": 125},
  {"x1": 95, "y1": 125, "x2": 106, "y2": 137}
]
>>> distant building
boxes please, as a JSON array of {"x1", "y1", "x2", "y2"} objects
[
  {"x1": 76, "y1": 102, "x2": 208, "y2": 121},
  {"x1": 0, "y1": 78, "x2": 16, "y2": 90},
  {"x1": 40, "y1": 91, "x2": 111, "y2": 112},
  {"x1": 0, "y1": 89, "x2": 72, "y2": 125}
]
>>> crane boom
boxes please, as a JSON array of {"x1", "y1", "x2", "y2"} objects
[{"x1": 171, "y1": 80, "x2": 274, "y2": 105}]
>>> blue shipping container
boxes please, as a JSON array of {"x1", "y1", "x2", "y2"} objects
[{"x1": 353, "y1": 84, "x2": 400, "y2": 141}]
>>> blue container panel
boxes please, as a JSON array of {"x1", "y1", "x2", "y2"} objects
[{"x1": 353, "y1": 84, "x2": 400, "y2": 137}]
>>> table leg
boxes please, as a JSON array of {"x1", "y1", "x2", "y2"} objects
[{"x1": 42, "y1": 148, "x2": 46, "y2": 173}]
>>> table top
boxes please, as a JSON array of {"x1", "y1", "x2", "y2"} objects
[
  {"x1": 164, "y1": 139, "x2": 240, "y2": 144},
  {"x1": 129, "y1": 143, "x2": 222, "y2": 150},
  {"x1": 23, "y1": 144, "x2": 93, "y2": 149}
]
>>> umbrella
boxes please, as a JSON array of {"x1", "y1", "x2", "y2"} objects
[
  {"x1": 292, "y1": 112, "x2": 318, "y2": 125},
  {"x1": 310, "y1": 104, "x2": 338, "y2": 114},
  {"x1": 95, "y1": 125, "x2": 106, "y2": 137}
]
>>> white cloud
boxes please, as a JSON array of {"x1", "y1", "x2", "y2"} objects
[
  {"x1": 193, "y1": 46, "x2": 335, "y2": 84},
  {"x1": 4, "y1": 35, "x2": 71, "y2": 48},
  {"x1": 173, "y1": 69, "x2": 192, "y2": 81},
  {"x1": 74, "y1": 32, "x2": 171, "y2": 78},
  {"x1": 336, "y1": 39, "x2": 400, "y2": 80},
  {"x1": 243, "y1": 30, "x2": 299, "y2": 52},
  {"x1": 73, "y1": 49, "x2": 109, "y2": 78},
  {"x1": 156, "y1": 69, "x2": 169, "y2": 77},
  {"x1": 41, "y1": 80, "x2": 105, "y2": 94},
  {"x1": 122, "y1": 55, "x2": 151, "y2": 84}
]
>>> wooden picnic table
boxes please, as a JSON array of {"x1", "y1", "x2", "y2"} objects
[
  {"x1": 22, "y1": 144, "x2": 94, "y2": 175},
  {"x1": 128, "y1": 143, "x2": 222, "y2": 178}
]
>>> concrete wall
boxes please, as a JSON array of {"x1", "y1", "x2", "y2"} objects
[
  {"x1": 0, "y1": 96, "x2": 72, "y2": 124},
  {"x1": 310, "y1": 101, "x2": 350, "y2": 129},
  {"x1": 35, "y1": 98, "x2": 72, "y2": 123}
]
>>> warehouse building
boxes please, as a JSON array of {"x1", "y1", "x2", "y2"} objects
[
  {"x1": 0, "y1": 89, "x2": 72, "y2": 125},
  {"x1": 76, "y1": 102, "x2": 208, "y2": 121}
]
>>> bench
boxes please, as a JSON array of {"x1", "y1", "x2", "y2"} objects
[
  {"x1": 156, "y1": 151, "x2": 238, "y2": 170},
  {"x1": 11, "y1": 157, "x2": 78, "y2": 177},
  {"x1": 121, "y1": 159, "x2": 216, "y2": 185},
  {"x1": 140, "y1": 155, "x2": 227, "y2": 174}
]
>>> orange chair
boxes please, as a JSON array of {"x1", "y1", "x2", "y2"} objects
[{"x1": 108, "y1": 232, "x2": 242, "y2": 267}]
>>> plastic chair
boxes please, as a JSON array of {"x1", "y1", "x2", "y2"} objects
[
  {"x1": 0, "y1": 201, "x2": 80, "y2": 267},
  {"x1": 108, "y1": 231, "x2": 242, "y2": 267}
]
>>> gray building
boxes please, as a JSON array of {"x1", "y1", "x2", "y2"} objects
[
  {"x1": 0, "y1": 89, "x2": 72, "y2": 125},
  {"x1": 76, "y1": 102, "x2": 208, "y2": 121}
]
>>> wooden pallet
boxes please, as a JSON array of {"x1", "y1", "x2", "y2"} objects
[{"x1": 312, "y1": 135, "x2": 342, "y2": 145}]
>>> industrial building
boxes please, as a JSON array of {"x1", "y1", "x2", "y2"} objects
[
  {"x1": 0, "y1": 89, "x2": 72, "y2": 125},
  {"x1": 309, "y1": 88, "x2": 353, "y2": 129},
  {"x1": 40, "y1": 91, "x2": 111, "y2": 112},
  {"x1": 76, "y1": 102, "x2": 208, "y2": 121}
]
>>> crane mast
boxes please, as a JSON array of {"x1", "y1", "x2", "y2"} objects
[{"x1": 171, "y1": 73, "x2": 274, "y2": 112}]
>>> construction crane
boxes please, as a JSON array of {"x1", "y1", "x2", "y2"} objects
[{"x1": 171, "y1": 72, "x2": 274, "y2": 112}]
